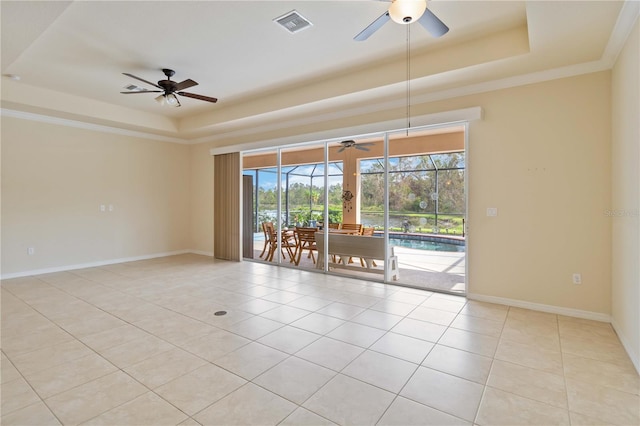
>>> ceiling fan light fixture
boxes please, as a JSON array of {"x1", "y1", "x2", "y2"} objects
[
  {"x1": 389, "y1": 0, "x2": 426, "y2": 24},
  {"x1": 165, "y1": 93, "x2": 179, "y2": 106},
  {"x1": 155, "y1": 94, "x2": 166, "y2": 105}
]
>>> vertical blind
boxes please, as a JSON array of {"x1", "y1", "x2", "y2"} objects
[{"x1": 213, "y1": 152, "x2": 241, "y2": 261}]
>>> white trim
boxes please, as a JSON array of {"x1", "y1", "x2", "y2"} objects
[
  {"x1": 0, "y1": 250, "x2": 192, "y2": 280},
  {"x1": 190, "y1": 250, "x2": 214, "y2": 257},
  {"x1": 467, "y1": 293, "x2": 611, "y2": 323},
  {"x1": 416, "y1": 60, "x2": 610, "y2": 103},
  {"x1": 0, "y1": 109, "x2": 188, "y2": 145},
  {"x1": 463, "y1": 122, "x2": 470, "y2": 295},
  {"x1": 602, "y1": 0, "x2": 640, "y2": 66},
  {"x1": 198, "y1": 61, "x2": 607, "y2": 147},
  {"x1": 611, "y1": 317, "x2": 640, "y2": 374},
  {"x1": 208, "y1": 107, "x2": 482, "y2": 156}
]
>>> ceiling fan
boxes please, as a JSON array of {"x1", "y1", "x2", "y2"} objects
[
  {"x1": 354, "y1": 0, "x2": 449, "y2": 41},
  {"x1": 120, "y1": 68, "x2": 218, "y2": 107},
  {"x1": 337, "y1": 140, "x2": 375, "y2": 153}
]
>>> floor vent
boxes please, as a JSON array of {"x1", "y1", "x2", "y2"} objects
[{"x1": 274, "y1": 10, "x2": 313, "y2": 34}]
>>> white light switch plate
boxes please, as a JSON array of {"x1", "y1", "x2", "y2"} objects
[{"x1": 487, "y1": 207, "x2": 498, "y2": 217}]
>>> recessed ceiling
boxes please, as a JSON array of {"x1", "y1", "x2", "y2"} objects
[{"x1": 0, "y1": 1, "x2": 630, "y2": 143}]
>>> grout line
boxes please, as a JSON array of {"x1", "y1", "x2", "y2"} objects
[{"x1": 3, "y1": 255, "x2": 636, "y2": 425}]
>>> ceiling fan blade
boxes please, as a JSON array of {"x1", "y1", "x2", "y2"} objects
[
  {"x1": 354, "y1": 11, "x2": 390, "y2": 41},
  {"x1": 174, "y1": 79, "x2": 198, "y2": 91},
  {"x1": 119, "y1": 90, "x2": 163, "y2": 94},
  {"x1": 123, "y1": 73, "x2": 162, "y2": 89},
  {"x1": 418, "y1": 8, "x2": 449, "y2": 38},
  {"x1": 359, "y1": 142, "x2": 376, "y2": 146},
  {"x1": 177, "y1": 92, "x2": 218, "y2": 103},
  {"x1": 355, "y1": 145, "x2": 370, "y2": 151},
  {"x1": 337, "y1": 146, "x2": 346, "y2": 153}
]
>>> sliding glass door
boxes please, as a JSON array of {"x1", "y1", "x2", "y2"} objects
[
  {"x1": 242, "y1": 125, "x2": 467, "y2": 294},
  {"x1": 385, "y1": 130, "x2": 466, "y2": 293}
]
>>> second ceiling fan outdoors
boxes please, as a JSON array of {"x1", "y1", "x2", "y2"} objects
[
  {"x1": 355, "y1": 0, "x2": 449, "y2": 41},
  {"x1": 337, "y1": 140, "x2": 375, "y2": 153}
]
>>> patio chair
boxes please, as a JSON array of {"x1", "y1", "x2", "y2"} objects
[
  {"x1": 359, "y1": 227, "x2": 377, "y2": 267},
  {"x1": 259, "y1": 222, "x2": 271, "y2": 258},
  {"x1": 339, "y1": 224, "x2": 363, "y2": 263},
  {"x1": 294, "y1": 227, "x2": 318, "y2": 265},
  {"x1": 340, "y1": 223, "x2": 363, "y2": 234},
  {"x1": 265, "y1": 222, "x2": 296, "y2": 262}
]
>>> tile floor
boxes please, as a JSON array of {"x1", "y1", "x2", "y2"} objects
[{"x1": 1, "y1": 254, "x2": 638, "y2": 425}]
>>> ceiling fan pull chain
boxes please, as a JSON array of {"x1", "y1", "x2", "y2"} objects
[{"x1": 406, "y1": 24, "x2": 411, "y2": 136}]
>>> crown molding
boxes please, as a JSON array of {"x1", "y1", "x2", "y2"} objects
[
  {"x1": 198, "y1": 58, "x2": 610, "y2": 147},
  {"x1": 0, "y1": 108, "x2": 189, "y2": 144},
  {"x1": 0, "y1": 57, "x2": 615, "y2": 148},
  {"x1": 602, "y1": 0, "x2": 640, "y2": 66},
  {"x1": 2, "y1": 2, "x2": 636, "y2": 147}
]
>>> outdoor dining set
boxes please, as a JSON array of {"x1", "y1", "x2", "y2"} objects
[{"x1": 258, "y1": 222, "x2": 373, "y2": 265}]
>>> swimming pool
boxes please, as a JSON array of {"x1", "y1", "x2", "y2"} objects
[
  {"x1": 388, "y1": 233, "x2": 465, "y2": 252},
  {"x1": 254, "y1": 232, "x2": 465, "y2": 252}
]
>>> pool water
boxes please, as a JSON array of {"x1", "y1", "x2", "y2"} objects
[
  {"x1": 254, "y1": 232, "x2": 464, "y2": 252},
  {"x1": 389, "y1": 237, "x2": 465, "y2": 252}
]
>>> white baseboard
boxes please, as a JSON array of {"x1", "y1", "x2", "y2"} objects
[
  {"x1": 466, "y1": 293, "x2": 612, "y2": 323},
  {"x1": 189, "y1": 250, "x2": 214, "y2": 257},
  {"x1": 0, "y1": 250, "x2": 197, "y2": 280},
  {"x1": 611, "y1": 317, "x2": 640, "y2": 375}
]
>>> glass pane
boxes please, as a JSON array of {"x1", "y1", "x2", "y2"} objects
[
  {"x1": 325, "y1": 172, "x2": 342, "y2": 225},
  {"x1": 281, "y1": 143, "x2": 327, "y2": 270},
  {"x1": 388, "y1": 129, "x2": 466, "y2": 291},
  {"x1": 242, "y1": 149, "x2": 278, "y2": 262},
  {"x1": 437, "y1": 169, "x2": 465, "y2": 214},
  {"x1": 430, "y1": 152, "x2": 465, "y2": 169},
  {"x1": 360, "y1": 158, "x2": 384, "y2": 173},
  {"x1": 257, "y1": 168, "x2": 278, "y2": 224},
  {"x1": 394, "y1": 155, "x2": 436, "y2": 171},
  {"x1": 360, "y1": 165, "x2": 384, "y2": 230}
]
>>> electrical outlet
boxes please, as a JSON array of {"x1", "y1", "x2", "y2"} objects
[
  {"x1": 487, "y1": 207, "x2": 498, "y2": 217},
  {"x1": 27, "y1": 247, "x2": 35, "y2": 255},
  {"x1": 572, "y1": 273, "x2": 582, "y2": 285}
]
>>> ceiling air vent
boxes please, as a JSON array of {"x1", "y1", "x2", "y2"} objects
[
  {"x1": 123, "y1": 84, "x2": 144, "y2": 92},
  {"x1": 273, "y1": 10, "x2": 313, "y2": 34}
]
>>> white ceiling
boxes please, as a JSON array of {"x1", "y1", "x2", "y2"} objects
[{"x1": 1, "y1": 1, "x2": 634, "y2": 144}]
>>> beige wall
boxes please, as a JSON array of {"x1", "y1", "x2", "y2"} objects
[
  {"x1": 192, "y1": 71, "x2": 613, "y2": 316},
  {"x1": 611, "y1": 17, "x2": 639, "y2": 370},
  {"x1": 190, "y1": 142, "x2": 214, "y2": 255},
  {"x1": 1, "y1": 117, "x2": 191, "y2": 274},
  {"x1": 0, "y1": 69, "x2": 619, "y2": 323},
  {"x1": 463, "y1": 73, "x2": 611, "y2": 314}
]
